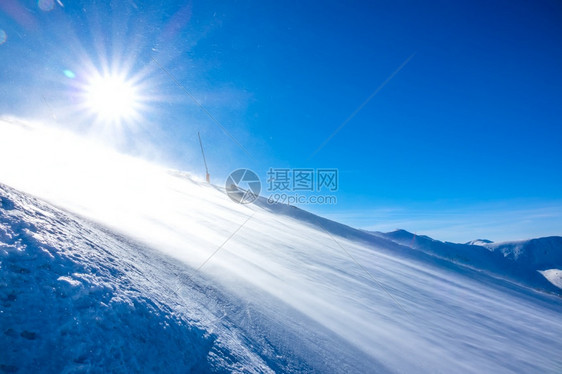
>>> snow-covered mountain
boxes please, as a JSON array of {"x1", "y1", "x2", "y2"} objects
[
  {"x1": 465, "y1": 239, "x2": 494, "y2": 246},
  {"x1": 484, "y1": 237, "x2": 562, "y2": 267},
  {"x1": 1, "y1": 120, "x2": 562, "y2": 373},
  {"x1": 2, "y1": 182, "x2": 562, "y2": 373},
  {"x1": 373, "y1": 229, "x2": 562, "y2": 293},
  {"x1": 484, "y1": 237, "x2": 562, "y2": 292}
]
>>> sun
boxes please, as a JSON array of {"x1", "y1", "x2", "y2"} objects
[{"x1": 85, "y1": 74, "x2": 141, "y2": 123}]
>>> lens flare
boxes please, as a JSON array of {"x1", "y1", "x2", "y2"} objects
[
  {"x1": 38, "y1": 0, "x2": 55, "y2": 12},
  {"x1": 63, "y1": 69, "x2": 75, "y2": 79}
]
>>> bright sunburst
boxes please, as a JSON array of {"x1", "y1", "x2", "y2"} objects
[{"x1": 85, "y1": 74, "x2": 140, "y2": 123}]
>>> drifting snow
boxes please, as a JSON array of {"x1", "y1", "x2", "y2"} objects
[
  {"x1": 0, "y1": 184, "x2": 273, "y2": 373},
  {"x1": 1, "y1": 119, "x2": 562, "y2": 373},
  {"x1": 376, "y1": 229, "x2": 562, "y2": 293}
]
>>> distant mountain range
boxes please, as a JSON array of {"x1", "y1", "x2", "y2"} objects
[{"x1": 369, "y1": 229, "x2": 562, "y2": 295}]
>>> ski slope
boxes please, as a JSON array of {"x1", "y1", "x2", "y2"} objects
[{"x1": 1, "y1": 119, "x2": 562, "y2": 373}]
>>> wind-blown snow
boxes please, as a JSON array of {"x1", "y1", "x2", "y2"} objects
[
  {"x1": 1, "y1": 119, "x2": 562, "y2": 373},
  {"x1": 375, "y1": 229, "x2": 562, "y2": 293},
  {"x1": 0, "y1": 184, "x2": 273, "y2": 373}
]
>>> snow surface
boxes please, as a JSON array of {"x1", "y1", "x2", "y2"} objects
[
  {"x1": 484, "y1": 237, "x2": 562, "y2": 265},
  {"x1": 1, "y1": 119, "x2": 562, "y2": 373},
  {"x1": 540, "y1": 269, "x2": 562, "y2": 289},
  {"x1": 0, "y1": 184, "x2": 272, "y2": 373},
  {"x1": 465, "y1": 239, "x2": 494, "y2": 246},
  {"x1": 375, "y1": 229, "x2": 562, "y2": 294}
]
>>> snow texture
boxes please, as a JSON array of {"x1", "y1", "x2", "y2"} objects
[
  {"x1": 374, "y1": 229, "x2": 562, "y2": 294},
  {"x1": 1, "y1": 119, "x2": 562, "y2": 373}
]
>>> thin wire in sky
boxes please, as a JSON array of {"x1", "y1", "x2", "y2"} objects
[
  {"x1": 309, "y1": 53, "x2": 416, "y2": 159},
  {"x1": 172, "y1": 212, "x2": 255, "y2": 297},
  {"x1": 196, "y1": 212, "x2": 255, "y2": 271}
]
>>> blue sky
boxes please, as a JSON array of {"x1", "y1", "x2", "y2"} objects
[{"x1": 1, "y1": 0, "x2": 561, "y2": 242}]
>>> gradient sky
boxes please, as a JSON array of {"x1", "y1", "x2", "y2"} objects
[{"x1": 1, "y1": 0, "x2": 561, "y2": 242}]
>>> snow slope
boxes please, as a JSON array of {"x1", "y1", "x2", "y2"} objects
[
  {"x1": 484, "y1": 237, "x2": 562, "y2": 268},
  {"x1": 484, "y1": 237, "x2": 562, "y2": 291},
  {"x1": 1, "y1": 119, "x2": 562, "y2": 373},
  {"x1": 0, "y1": 184, "x2": 272, "y2": 373},
  {"x1": 374, "y1": 229, "x2": 562, "y2": 294}
]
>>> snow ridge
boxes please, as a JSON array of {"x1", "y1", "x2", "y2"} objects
[{"x1": 375, "y1": 229, "x2": 562, "y2": 294}]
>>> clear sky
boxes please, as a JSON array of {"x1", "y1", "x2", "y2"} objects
[{"x1": 1, "y1": 0, "x2": 561, "y2": 242}]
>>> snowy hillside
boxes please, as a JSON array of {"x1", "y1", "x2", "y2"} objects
[
  {"x1": 484, "y1": 237, "x2": 562, "y2": 291},
  {"x1": 0, "y1": 183, "x2": 272, "y2": 373},
  {"x1": 1, "y1": 120, "x2": 562, "y2": 373},
  {"x1": 484, "y1": 237, "x2": 562, "y2": 268},
  {"x1": 374, "y1": 229, "x2": 562, "y2": 293}
]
